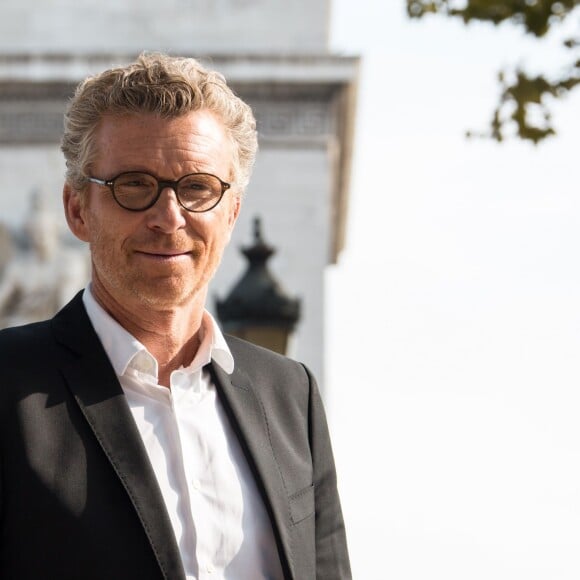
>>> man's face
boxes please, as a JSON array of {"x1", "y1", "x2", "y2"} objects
[{"x1": 65, "y1": 110, "x2": 240, "y2": 312}]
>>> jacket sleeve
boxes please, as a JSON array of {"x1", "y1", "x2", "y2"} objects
[{"x1": 304, "y1": 365, "x2": 352, "y2": 579}]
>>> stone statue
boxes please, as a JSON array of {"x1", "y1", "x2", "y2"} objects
[{"x1": 0, "y1": 189, "x2": 89, "y2": 329}]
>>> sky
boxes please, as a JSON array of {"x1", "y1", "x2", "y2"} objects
[{"x1": 327, "y1": 2, "x2": 580, "y2": 579}]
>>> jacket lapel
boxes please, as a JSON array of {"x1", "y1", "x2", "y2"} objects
[
  {"x1": 210, "y1": 361, "x2": 296, "y2": 580},
  {"x1": 51, "y1": 294, "x2": 186, "y2": 580}
]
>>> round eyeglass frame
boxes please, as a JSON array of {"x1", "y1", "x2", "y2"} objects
[{"x1": 86, "y1": 171, "x2": 231, "y2": 213}]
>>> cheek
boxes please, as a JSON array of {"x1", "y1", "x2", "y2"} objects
[
  {"x1": 220, "y1": 223, "x2": 233, "y2": 247},
  {"x1": 86, "y1": 214, "x2": 108, "y2": 246},
  {"x1": 85, "y1": 215, "x2": 125, "y2": 262},
  {"x1": 86, "y1": 206, "x2": 131, "y2": 244},
  {"x1": 217, "y1": 214, "x2": 237, "y2": 249},
  {"x1": 195, "y1": 207, "x2": 234, "y2": 239}
]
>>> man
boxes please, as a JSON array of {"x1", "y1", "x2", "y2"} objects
[{"x1": 0, "y1": 53, "x2": 351, "y2": 579}]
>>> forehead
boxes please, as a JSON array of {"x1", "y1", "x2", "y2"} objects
[{"x1": 91, "y1": 110, "x2": 233, "y2": 177}]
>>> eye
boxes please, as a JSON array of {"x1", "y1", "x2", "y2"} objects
[
  {"x1": 125, "y1": 179, "x2": 148, "y2": 187},
  {"x1": 179, "y1": 175, "x2": 218, "y2": 197},
  {"x1": 116, "y1": 174, "x2": 155, "y2": 188},
  {"x1": 183, "y1": 181, "x2": 207, "y2": 191}
]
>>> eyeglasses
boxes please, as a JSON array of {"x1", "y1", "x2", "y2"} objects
[{"x1": 86, "y1": 171, "x2": 231, "y2": 212}]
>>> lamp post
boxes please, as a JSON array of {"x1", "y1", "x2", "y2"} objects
[{"x1": 216, "y1": 217, "x2": 301, "y2": 355}]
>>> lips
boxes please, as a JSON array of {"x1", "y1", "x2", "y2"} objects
[
  {"x1": 131, "y1": 238, "x2": 202, "y2": 260},
  {"x1": 139, "y1": 250, "x2": 190, "y2": 257},
  {"x1": 133, "y1": 249, "x2": 193, "y2": 263}
]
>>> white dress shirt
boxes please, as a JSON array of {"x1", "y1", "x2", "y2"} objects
[{"x1": 82, "y1": 287, "x2": 284, "y2": 580}]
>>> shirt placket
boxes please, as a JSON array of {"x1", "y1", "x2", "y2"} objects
[{"x1": 171, "y1": 369, "x2": 218, "y2": 579}]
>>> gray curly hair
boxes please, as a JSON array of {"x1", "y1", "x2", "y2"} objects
[{"x1": 61, "y1": 52, "x2": 258, "y2": 195}]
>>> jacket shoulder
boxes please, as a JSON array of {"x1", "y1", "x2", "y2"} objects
[
  {"x1": 224, "y1": 334, "x2": 312, "y2": 387},
  {"x1": 0, "y1": 319, "x2": 54, "y2": 356},
  {"x1": 0, "y1": 292, "x2": 90, "y2": 385}
]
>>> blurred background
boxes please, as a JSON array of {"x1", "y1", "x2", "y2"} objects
[
  {"x1": 1, "y1": 1, "x2": 579, "y2": 578},
  {"x1": 329, "y1": 2, "x2": 580, "y2": 578}
]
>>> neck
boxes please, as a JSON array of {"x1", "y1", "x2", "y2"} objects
[{"x1": 90, "y1": 282, "x2": 206, "y2": 387}]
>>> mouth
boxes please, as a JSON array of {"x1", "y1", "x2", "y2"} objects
[{"x1": 135, "y1": 249, "x2": 192, "y2": 261}]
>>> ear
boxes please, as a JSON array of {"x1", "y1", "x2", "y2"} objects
[
  {"x1": 221, "y1": 194, "x2": 241, "y2": 246},
  {"x1": 63, "y1": 182, "x2": 90, "y2": 242},
  {"x1": 228, "y1": 194, "x2": 241, "y2": 230}
]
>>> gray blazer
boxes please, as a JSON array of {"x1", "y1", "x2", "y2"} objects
[{"x1": 0, "y1": 293, "x2": 351, "y2": 579}]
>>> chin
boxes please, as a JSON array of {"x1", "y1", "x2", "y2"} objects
[{"x1": 131, "y1": 281, "x2": 200, "y2": 309}]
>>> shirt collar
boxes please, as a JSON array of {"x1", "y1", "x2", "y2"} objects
[{"x1": 82, "y1": 285, "x2": 234, "y2": 378}]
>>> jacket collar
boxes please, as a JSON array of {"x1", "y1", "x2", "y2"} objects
[
  {"x1": 209, "y1": 357, "x2": 296, "y2": 580},
  {"x1": 51, "y1": 292, "x2": 186, "y2": 580}
]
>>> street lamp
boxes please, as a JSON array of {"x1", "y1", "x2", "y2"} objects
[{"x1": 216, "y1": 217, "x2": 301, "y2": 355}]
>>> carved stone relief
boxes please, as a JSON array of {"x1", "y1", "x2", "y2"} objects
[
  {"x1": 0, "y1": 90, "x2": 338, "y2": 145},
  {"x1": 0, "y1": 101, "x2": 65, "y2": 144},
  {"x1": 252, "y1": 100, "x2": 335, "y2": 140},
  {"x1": 0, "y1": 82, "x2": 72, "y2": 144}
]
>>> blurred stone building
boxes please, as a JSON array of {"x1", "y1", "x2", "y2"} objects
[{"x1": 0, "y1": 0, "x2": 358, "y2": 385}]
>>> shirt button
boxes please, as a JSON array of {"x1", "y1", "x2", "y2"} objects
[
  {"x1": 206, "y1": 564, "x2": 214, "y2": 574},
  {"x1": 192, "y1": 478, "x2": 201, "y2": 491}
]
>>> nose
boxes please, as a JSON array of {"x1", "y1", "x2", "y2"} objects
[{"x1": 146, "y1": 186, "x2": 187, "y2": 233}]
